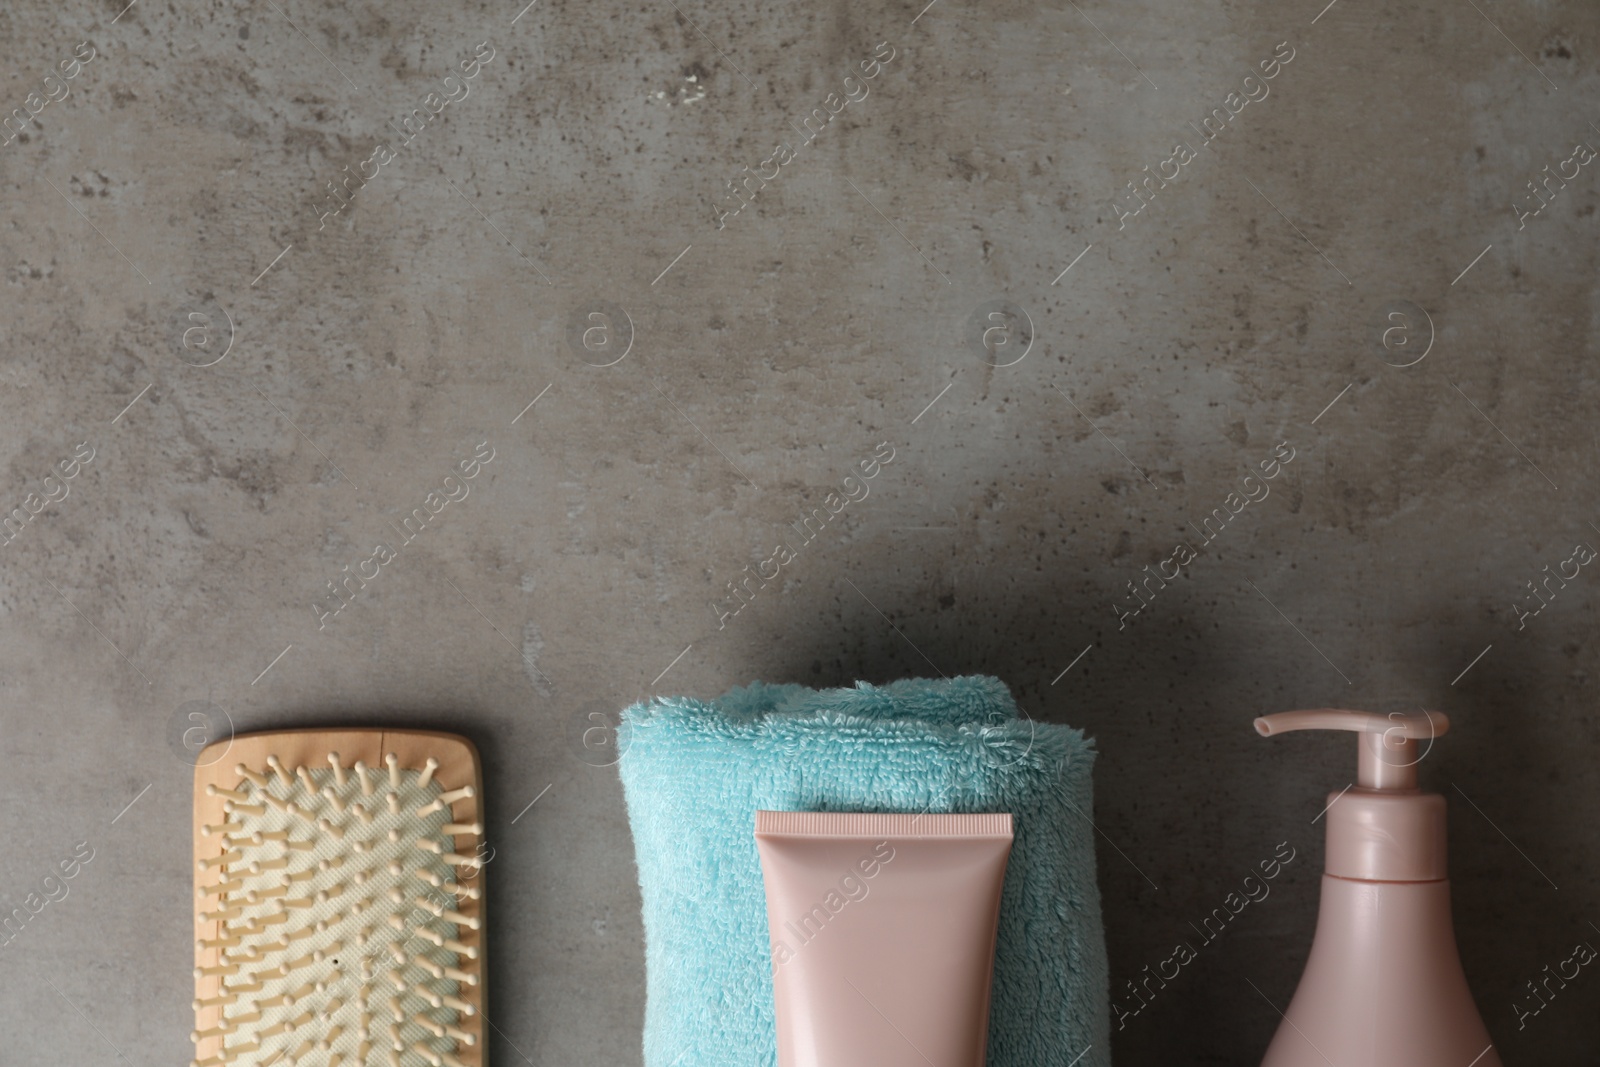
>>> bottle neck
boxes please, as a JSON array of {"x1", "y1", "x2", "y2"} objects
[{"x1": 1324, "y1": 788, "x2": 1448, "y2": 882}]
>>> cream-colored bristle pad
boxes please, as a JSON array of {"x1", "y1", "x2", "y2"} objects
[{"x1": 194, "y1": 730, "x2": 486, "y2": 1067}]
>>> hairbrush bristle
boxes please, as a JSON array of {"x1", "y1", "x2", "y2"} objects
[{"x1": 193, "y1": 745, "x2": 484, "y2": 1067}]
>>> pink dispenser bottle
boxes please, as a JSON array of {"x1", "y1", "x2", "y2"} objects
[{"x1": 1255, "y1": 709, "x2": 1502, "y2": 1067}]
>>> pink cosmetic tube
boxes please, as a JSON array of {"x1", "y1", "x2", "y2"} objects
[{"x1": 754, "y1": 810, "x2": 1014, "y2": 1067}]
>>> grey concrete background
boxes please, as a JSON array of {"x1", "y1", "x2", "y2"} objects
[{"x1": 1, "y1": 0, "x2": 1598, "y2": 1063}]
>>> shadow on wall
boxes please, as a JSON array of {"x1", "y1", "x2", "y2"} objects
[
  {"x1": 230, "y1": 575, "x2": 1600, "y2": 1066},
  {"x1": 1444, "y1": 640, "x2": 1600, "y2": 1066}
]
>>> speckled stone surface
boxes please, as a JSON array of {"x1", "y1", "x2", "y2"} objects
[{"x1": 1, "y1": 0, "x2": 1598, "y2": 1063}]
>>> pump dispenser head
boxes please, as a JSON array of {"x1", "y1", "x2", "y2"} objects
[
  {"x1": 1253, "y1": 707, "x2": 1501, "y2": 1067},
  {"x1": 1255, "y1": 707, "x2": 1447, "y2": 790},
  {"x1": 1256, "y1": 708, "x2": 1449, "y2": 881}
]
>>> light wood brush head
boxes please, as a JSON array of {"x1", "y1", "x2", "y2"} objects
[{"x1": 193, "y1": 730, "x2": 486, "y2": 1067}]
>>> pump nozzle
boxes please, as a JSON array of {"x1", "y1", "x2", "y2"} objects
[{"x1": 1254, "y1": 708, "x2": 1448, "y2": 790}]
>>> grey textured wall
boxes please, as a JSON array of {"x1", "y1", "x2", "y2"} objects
[{"x1": 1, "y1": 0, "x2": 1598, "y2": 1063}]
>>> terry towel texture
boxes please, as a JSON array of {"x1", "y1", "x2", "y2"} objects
[{"x1": 618, "y1": 675, "x2": 1109, "y2": 1067}]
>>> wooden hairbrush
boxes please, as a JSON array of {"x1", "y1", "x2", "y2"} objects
[{"x1": 192, "y1": 730, "x2": 486, "y2": 1067}]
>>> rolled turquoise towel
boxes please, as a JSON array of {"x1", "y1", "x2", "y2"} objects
[{"x1": 618, "y1": 675, "x2": 1108, "y2": 1067}]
